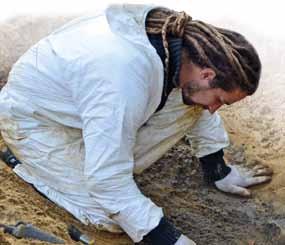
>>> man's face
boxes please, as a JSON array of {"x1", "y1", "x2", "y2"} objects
[
  {"x1": 181, "y1": 83, "x2": 247, "y2": 114},
  {"x1": 179, "y1": 62, "x2": 247, "y2": 114}
]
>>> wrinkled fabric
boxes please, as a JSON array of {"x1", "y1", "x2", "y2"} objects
[
  {"x1": 0, "y1": 3, "x2": 229, "y2": 243},
  {"x1": 186, "y1": 110, "x2": 229, "y2": 158},
  {"x1": 134, "y1": 88, "x2": 203, "y2": 174}
]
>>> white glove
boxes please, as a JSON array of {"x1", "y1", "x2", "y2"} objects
[
  {"x1": 175, "y1": 235, "x2": 196, "y2": 245},
  {"x1": 215, "y1": 164, "x2": 273, "y2": 197}
]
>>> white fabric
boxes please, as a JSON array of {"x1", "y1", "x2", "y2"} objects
[
  {"x1": 186, "y1": 110, "x2": 229, "y2": 158},
  {"x1": 134, "y1": 89, "x2": 203, "y2": 174},
  {"x1": 0, "y1": 3, "x2": 229, "y2": 242},
  {"x1": 215, "y1": 164, "x2": 272, "y2": 197},
  {"x1": 175, "y1": 235, "x2": 197, "y2": 245}
]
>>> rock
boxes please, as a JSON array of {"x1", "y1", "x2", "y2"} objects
[{"x1": 265, "y1": 219, "x2": 285, "y2": 244}]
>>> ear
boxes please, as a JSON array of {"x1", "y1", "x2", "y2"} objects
[{"x1": 200, "y1": 68, "x2": 216, "y2": 82}]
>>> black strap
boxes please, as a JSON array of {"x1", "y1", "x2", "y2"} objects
[{"x1": 199, "y1": 149, "x2": 231, "y2": 184}]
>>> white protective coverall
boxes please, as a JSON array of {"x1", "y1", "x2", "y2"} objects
[{"x1": 0, "y1": 4, "x2": 229, "y2": 243}]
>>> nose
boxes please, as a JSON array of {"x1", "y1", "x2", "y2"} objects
[{"x1": 208, "y1": 103, "x2": 222, "y2": 114}]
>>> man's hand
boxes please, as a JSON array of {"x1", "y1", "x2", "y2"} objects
[{"x1": 214, "y1": 164, "x2": 273, "y2": 197}]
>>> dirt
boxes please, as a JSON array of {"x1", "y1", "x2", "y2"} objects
[
  {"x1": 136, "y1": 142, "x2": 283, "y2": 245},
  {"x1": 0, "y1": 16, "x2": 284, "y2": 245},
  {"x1": 0, "y1": 138, "x2": 284, "y2": 245}
]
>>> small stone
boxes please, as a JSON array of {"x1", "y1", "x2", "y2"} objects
[{"x1": 265, "y1": 219, "x2": 285, "y2": 243}]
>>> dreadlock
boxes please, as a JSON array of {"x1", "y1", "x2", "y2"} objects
[{"x1": 146, "y1": 8, "x2": 261, "y2": 95}]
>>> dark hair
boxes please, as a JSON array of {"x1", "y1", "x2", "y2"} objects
[
  {"x1": 183, "y1": 25, "x2": 261, "y2": 95},
  {"x1": 146, "y1": 8, "x2": 262, "y2": 95}
]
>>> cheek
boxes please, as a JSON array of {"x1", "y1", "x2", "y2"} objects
[{"x1": 190, "y1": 90, "x2": 216, "y2": 105}]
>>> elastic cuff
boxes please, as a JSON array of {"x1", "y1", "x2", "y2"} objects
[
  {"x1": 0, "y1": 147, "x2": 21, "y2": 168},
  {"x1": 199, "y1": 149, "x2": 231, "y2": 184},
  {"x1": 141, "y1": 217, "x2": 181, "y2": 245}
]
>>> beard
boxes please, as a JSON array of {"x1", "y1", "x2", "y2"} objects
[
  {"x1": 181, "y1": 80, "x2": 211, "y2": 106},
  {"x1": 181, "y1": 90, "x2": 195, "y2": 105}
]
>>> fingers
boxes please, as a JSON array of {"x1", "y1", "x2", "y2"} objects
[
  {"x1": 252, "y1": 164, "x2": 266, "y2": 171},
  {"x1": 215, "y1": 182, "x2": 251, "y2": 197},
  {"x1": 245, "y1": 175, "x2": 272, "y2": 186},
  {"x1": 253, "y1": 167, "x2": 273, "y2": 176},
  {"x1": 215, "y1": 163, "x2": 272, "y2": 197},
  {"x1": 230, "y1": 185, "x2": 251, "y2": 197},
  {"x1": 237, "y1": 164, "x2": 273, "y2": 177}
]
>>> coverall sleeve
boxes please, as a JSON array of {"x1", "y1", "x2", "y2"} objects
[
  {"x1": 187, "y1": 110, "x2": 230, "y2": 158},
  {"x1": 71, "y1": 63, "x2": 163, "y2": 242}
]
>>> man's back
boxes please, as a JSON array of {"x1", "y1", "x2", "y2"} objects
[{"x1": 1, "y1": 12, "x2": 163, "y2": 129}]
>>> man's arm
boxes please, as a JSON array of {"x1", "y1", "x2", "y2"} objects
[
  {"x1": 72, "y1": 58, "x2": 197, "y2": 244},
  {"x1": 187, "y1": 110, "x2": 272, "y2": 196},
  {"x1": 72, "y1": 67, "x2": 164, "y2": 242},
  {"x1": 186, "y1": 110, "x2": 230, "y2": 158}
]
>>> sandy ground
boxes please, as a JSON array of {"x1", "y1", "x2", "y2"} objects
[{"x1": 0, "y1": 16, "x2": 284, "y2": 245}]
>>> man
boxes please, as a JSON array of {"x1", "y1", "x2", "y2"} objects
[{"x1": 0, "y1": 4, "x2": 272, "y2": 245}]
